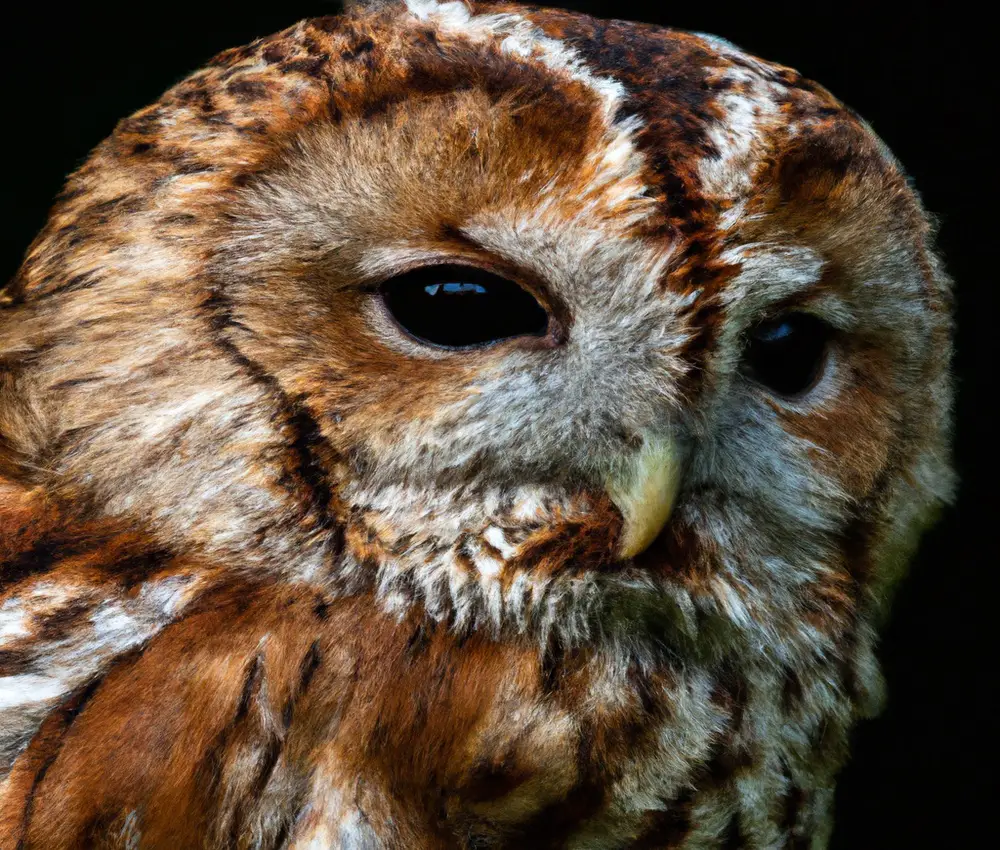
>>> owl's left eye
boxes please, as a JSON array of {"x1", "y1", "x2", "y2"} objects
[
  {"x1": 742, "y1": 312, "x2": 832, "y2": 397},
  {"x1": 378, "y1": 265, "x2": 550, "y2": 349}
]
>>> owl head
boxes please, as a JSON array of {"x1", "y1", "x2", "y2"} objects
[{"x1": 0, "y1": 0, "x2": 954, "y2": 667}]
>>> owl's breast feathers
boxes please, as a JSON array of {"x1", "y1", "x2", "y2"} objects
[
  {"x1": 0, "y1": 1, "x2": 952, "y2": 847},
  {"x1": 0, "y1": 485, "x2": 847, "y2": 847}
]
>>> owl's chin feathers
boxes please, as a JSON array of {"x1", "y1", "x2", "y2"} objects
[
  {"x1": 0, "y1": 490, "x2": 886, "y2": 848},
  {"x1": 325, "y1": 475, "x2": 865, "y2": 692}
]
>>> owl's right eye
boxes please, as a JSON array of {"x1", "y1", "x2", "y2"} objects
[{"x1": 378, "y1": 265, "x2": 550, "y2": 349}]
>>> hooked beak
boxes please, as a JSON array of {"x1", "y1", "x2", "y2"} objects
[{"x1": 606, "y1": 435, "x2": 682, "y2": 559}]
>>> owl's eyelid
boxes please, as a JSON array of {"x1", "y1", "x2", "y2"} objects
[
  {"x1": 750, "y1": 309, "x2": 826, "y2": 339},
  {"x1": 748, "y1": 287, "x2": 857, "y2": 334},
  {"x1": 355, "y1": 241, "x2": 565, "y2": 317},
  {"x1": 367, "y1": 260, "x2": 548, "y2": 313}
]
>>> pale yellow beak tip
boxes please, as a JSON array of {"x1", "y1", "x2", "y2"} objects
[{"x1": 607, "y1": 436, "x2": 681, "y2": 560}]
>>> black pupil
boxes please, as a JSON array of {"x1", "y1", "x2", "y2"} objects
[
  {"x1": 380, "y1": 265, "x2": 549, "y2": 348},
  {"x1": 744, "y1": 313, "x2": 831, "y2": 396}
]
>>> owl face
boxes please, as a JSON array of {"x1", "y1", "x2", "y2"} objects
[
  {"x1": 0, "y1": 0, "x2": 953, "y2": 660},
  {"x1": 0, "y1": 2, "x2": 957, "y2": 845}
]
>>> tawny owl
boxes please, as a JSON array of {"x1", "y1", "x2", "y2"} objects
[{"x1": 0, "y1": 1, "x2": 955, "y2": 847}]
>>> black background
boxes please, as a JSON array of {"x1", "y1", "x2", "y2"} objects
[{"x1": 1, "y1": 2, "x2": 989, "y2": 846}]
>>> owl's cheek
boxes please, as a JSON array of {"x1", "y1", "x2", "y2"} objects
[
  {"x1": 232, "y1": 292, "x2": 487, "y2": 464},
  {"x1": 771, "y1": 356, "x2": 896, "y2": 500}
]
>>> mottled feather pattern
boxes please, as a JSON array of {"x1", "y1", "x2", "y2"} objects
[{"x1": 0, "y1": 1, "x2": 953, "y2": 847}]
